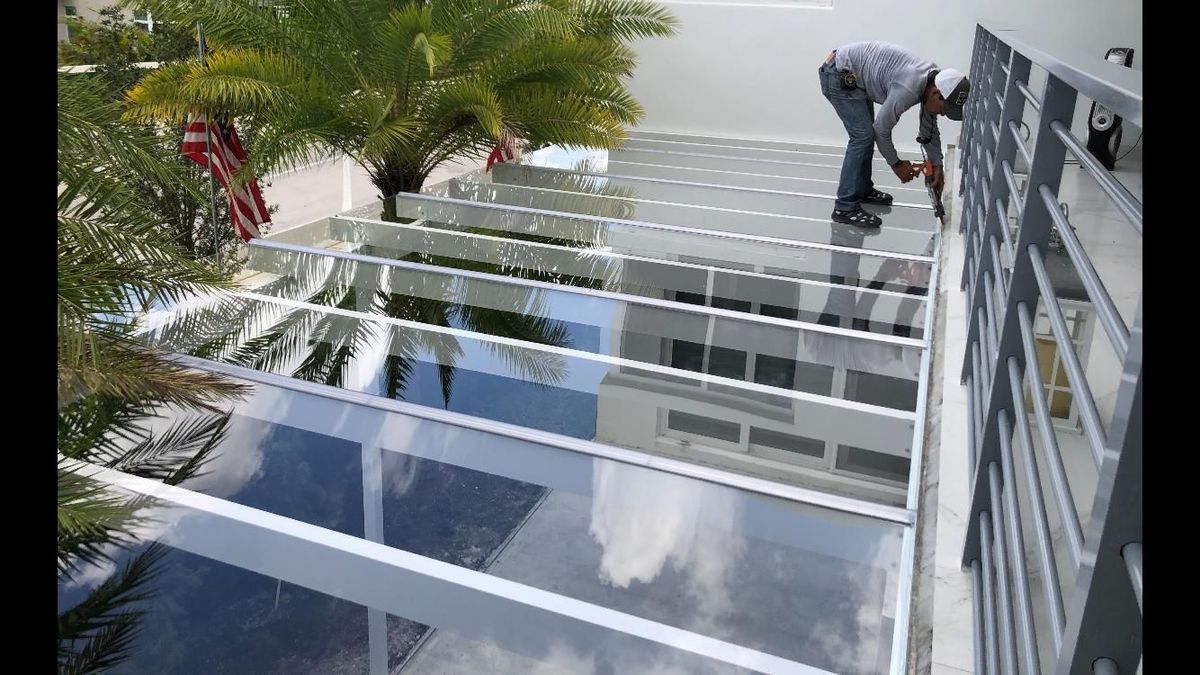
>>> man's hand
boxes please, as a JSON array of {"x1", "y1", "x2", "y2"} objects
[
  {"x1": 931, "y1": 165, "x2": 945, "y2": 195},
  {"x1": 892, "y1": 160, "x2": 917, "y2": 183}
]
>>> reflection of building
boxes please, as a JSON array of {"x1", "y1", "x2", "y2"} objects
[
  {"x1": 595, "y1": 255, "x2": 923, "y2": 507},
  {"x1": 256, "y1": 209, "x2": 921, "y2": 508},
  {"x1": 583, "y1": 202, "x2": 932, "y2": 507},
  {"x1": 58, "y1": 1, "x2": 156, "y2": 41}
]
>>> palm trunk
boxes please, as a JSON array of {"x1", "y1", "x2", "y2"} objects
[{"x1": 372, "y1": 162, "x2": 427, "y2": 223}]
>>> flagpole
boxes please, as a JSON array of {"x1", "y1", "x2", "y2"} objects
[{"x1": 197, "y1": 22, "x2": 221, "y2": 269}]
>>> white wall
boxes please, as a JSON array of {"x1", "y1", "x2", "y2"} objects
[
  {"x1": 627, "y1": 0, "x2": 1142, "y2": 151},
  {"x1": 59, "y1": 0, "x2": 126, "y2": 20}
]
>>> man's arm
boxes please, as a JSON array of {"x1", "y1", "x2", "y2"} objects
[
  {"x1": 875, "y1": 90, "x2": 920, "y2": 182},
  {"x1": 917, "y1": 110, "x2": 946, "y2": 193},
  {"x1": 873, "y1": 89, "x2": 911, "y2": 167},
  {"x1": 918, "y1": 110, "x2": 944, "y2": 165}
]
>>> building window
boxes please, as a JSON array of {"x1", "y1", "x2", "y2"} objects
[
  {"x1": 63, "y1": 6, "x2": 77, "y2": 16},
  {"x1": 666, "y1": 410, "x2": 741, "y2": 444},
  {"x1": 844, "y1": 370, "x2": 919, "y2": 411},
  {"x1": 748, "y1": 427, "x2": 825, "y2": 460},
  {"x1": 835, "y1": 445, "x2": 910, "y2": 484},
  {"x1": 133, "y1": 10, "x2": 155, "y2": 33},
  {"x1": 257, "y1": 0, "x2": 290, "y2": 19}
]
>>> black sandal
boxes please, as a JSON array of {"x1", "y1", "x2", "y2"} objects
[
  {"x1": 831, "y1": 207, "x2": 882, "y2": 228},
  {"x1": 862, "y1": 188, "x2": 894, "y2": 205}
]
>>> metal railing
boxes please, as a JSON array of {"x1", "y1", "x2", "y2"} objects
[{"x1": 956, "y1": 23, "x2": 1142, "y2": 675}]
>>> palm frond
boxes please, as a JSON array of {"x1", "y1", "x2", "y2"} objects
[
  {"x1": 58, "y1": 543, "x2": 169, "y2": 673},
  {"x1": 369, "y1": 6, "x2": 452, "y2": 87},
  {"x1": 570, "y1": 0, "x2": 680, "y2": 41},
  {"x1": 58, "y1": 334, "x2": 247, "y2": 411},
  {"x1": 419, "y1": 78, "x2": 505, "y2": 140},
  {"x1": 125, "y1": 49, "x2": 312, "y2": 122},
  {"x1": 58, "y1": 75, "x2": 191, "y2": 194},
  {"x1": 58, "y1": 214, "x2": 232, "y2": 313},
  {"x1": 108, "y1": 412, "x2": 232, "y2": 484},
  {"x1": 440, "y1": 0, "x2": 576, "y2": 68},
  {"x1": 57, "y1": 467, "x2": 145, "y2": 575},
  {"x1": 359, "y1": 115, "x2": 422, "y2": 165},
  {"x1": 59, "y1": 397, "x2": 150, "y2": 464},
  {"x1": 505, "y1": 88, "x2": 632, "y2": 149},
  {"x1": 483, "y1": 39, "x2": 638, "y2": 87}
]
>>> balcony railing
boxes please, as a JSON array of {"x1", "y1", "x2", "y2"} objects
[{"x1": 957, "y1": 22, "x2": 1142, "y2": 675}]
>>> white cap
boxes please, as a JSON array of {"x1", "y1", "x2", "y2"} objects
[{"x1": 934, "y1": 68, "x2": 970, "y2": 120}]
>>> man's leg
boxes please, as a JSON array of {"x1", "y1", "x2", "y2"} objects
[
  {"x1": 834, "y1": 101, "x2": 875, "y2": 211},
  {"x1": 860, "y1": 101, "x2": 876, "y2": 199},
  {"x1": 821, "y1": 65, "x2": 871, "y2": 208},
  {"x1": 857, "y1": 102, "x2": 895, "y2": 206},
  {"x1": 820, "y1": 65, "x2": 881, "y2": 226}
]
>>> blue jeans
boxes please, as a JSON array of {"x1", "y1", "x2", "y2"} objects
[{"x1": 819, "y1": 62, "x2": 876, "y2": 212}]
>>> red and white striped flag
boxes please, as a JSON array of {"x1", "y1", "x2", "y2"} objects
[
  {"x1": 182, "y1": 113, "x2": 270, "y2": 242},
  {"x1": 486, "y1": 131, "x2": 523, "y2": 170},
  {"x1": 486, "y1": 140, "x2": 513, "y2": 170}
]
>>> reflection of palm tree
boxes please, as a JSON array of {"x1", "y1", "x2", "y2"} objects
[
  {"x1": 377, "y1": 287, "x2": 571, "y2": 403},
  {"x1": 57, "y1": 73, "x2": 243, "y2": 674},
  {"x1": 58, "y1": 543, "x2": 167, "y2": 672},
  {"x1": 369, "y1": 164, "x2": 647, "y2": 291},
  {"x1": 58, "y1": 400, "x2": 232, "y2": 673},
  {"x1": 151, "y1": 253, "x2": 573, "y2": 408},
  {"x1": 152, "y1": 164, "x2": 632, "y2": 405},
  {"x1": 58, "y1": 542, "x2": 170, "y2": 673},
  {"x1": 358, "y1": 232, "x2": 612, "y2": 291},
  {"x1": 449, "y1": 160, "x2": 642, "y2": 223}
]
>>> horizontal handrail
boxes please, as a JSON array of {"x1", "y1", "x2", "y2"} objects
[
  {"x1": 1048, "y1": 120, "x2": 1144, "y2": 235},
  {"x1": 982, "y1": 22, "x2": 1142, "y2": 127}
]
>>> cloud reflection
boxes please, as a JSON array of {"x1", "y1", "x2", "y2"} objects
[{"x1": 589, "y1": 460, "x2": 744, "y2": 631}]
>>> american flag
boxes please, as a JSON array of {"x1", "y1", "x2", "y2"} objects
[
  {"x1": 486, "y1": 131, "x2": 521, "y2": 170},
  {"x1": 181, "y1": 113, "x2": 270, "y2": 242},
  {"x1": 486, "y1": 141, "x2": 513, "y2": 170}
]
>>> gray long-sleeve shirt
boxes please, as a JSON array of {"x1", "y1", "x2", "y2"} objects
[{"x1": 834, "y1": 41, "x2": 943, "y2": 167}]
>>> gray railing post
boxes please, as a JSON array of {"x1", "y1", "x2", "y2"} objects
[{"x1": 1055, "y1": 301, "x2": 1142, "y2": 675}]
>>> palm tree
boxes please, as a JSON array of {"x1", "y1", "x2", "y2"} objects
[
  {"x1": 120, "y1": 0, "x2": 677, "y2": 218},
  {"x1": 58, "y1": 73, "x2": 247, "y2": 672},
  {"x1": 60, "y1": 7, "x2": 271, "y2": 270}
]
